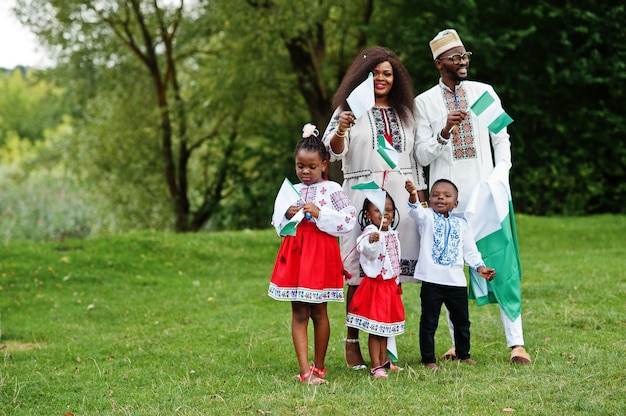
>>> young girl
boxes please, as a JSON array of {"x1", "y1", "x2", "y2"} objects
[
  {"x1": 268, "y1": 123, "x2": 357, "y2": 385},
  {"x1": 345, "y1": 193, "x2": 405, "y2": 379}
]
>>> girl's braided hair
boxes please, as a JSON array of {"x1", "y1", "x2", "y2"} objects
[
  {"x1": 357, "y1": 191, "x2": 400, "y2": 230},
  {"x1": 294, "y1": 123, "x2": 328, "y2": 163}
]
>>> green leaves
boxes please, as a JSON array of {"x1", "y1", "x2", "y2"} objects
[{"x1": 3, "y1": 0, "x2": 624, "y2": 237}]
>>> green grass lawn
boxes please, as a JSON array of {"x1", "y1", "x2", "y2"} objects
[{"x1": 1, "y1": 215, "x2": 625, "y2": 415}]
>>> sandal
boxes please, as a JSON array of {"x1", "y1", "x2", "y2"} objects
[
  {"x1": 294, "y1": 370, "x2": 327, "y2": 385},
  {"x1": 310, "y1": 363, "x2": 327, "y2": 378},
  {"x1": 340, "y1": 338, "x2": 367, "y2": 370},
  {"x1": 370, "y1": 365, "x2": 388, "y2": 379},
  {"x1": 510, "y1": 346, "x2": 531, "y2": 364},
  {"x1": 441, "y1": 347, "x2": 457, "y2": 361},
  {"x1": 383, "y1": 360, "x2": 403, "y2": 372}
]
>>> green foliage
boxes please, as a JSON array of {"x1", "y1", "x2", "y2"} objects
[
  {"x1": 0, "y1": 69, "x2": 67, "y2": 144},
  {"x1": 0, "y1": 123, "x2": 112, "y2": 241},
  {"x1": 1, "y1": 216, "x2": 625, "y2": 414},
  {"x1": 2, "y1": 0, "x2": 624, "y2": 239},
  {"x1": 367, "y1": 1, "x2": 626, "y2": 215}
]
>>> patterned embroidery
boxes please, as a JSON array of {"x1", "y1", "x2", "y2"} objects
[
  {"x1": 300, "y1": 185, "x2": 317, "y2": 202},
  {"x1": 442, "y1": 84, "x2": 477, "y2": 160},
  {"x1": 431, "y1": 212, "x2": 461, "y2": 266},
  {"x1": 384, "y1": 233, "x2": 401, "y2": 276},
  {"x1": 268, "y1": 284, "x2": 345, "y2": 302},
  {"x1": 370, "y1": 107, "x2": 405, "y2": 152},
  {"x1": 345, "y1": 314, "x2": 404, "y2": 336},
  {"x1": 331, "y1": 189, "x2": 352, "y2": 211}
]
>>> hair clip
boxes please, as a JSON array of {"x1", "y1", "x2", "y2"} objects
[{"x1": 302, "y1": 123, "x2": 319, "y2": 138}]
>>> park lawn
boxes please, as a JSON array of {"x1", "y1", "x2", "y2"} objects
[{"x1": 0, "y1": 214, "x2": 624, "y2": 415}]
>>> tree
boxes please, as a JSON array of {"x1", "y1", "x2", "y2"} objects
[
  {"x1": 14, "y1": 0, "x2": 245, "y2": 231},
  {"x1": 12, "y1": 0, "x2": 626, "y2": 237},
  {"x1": 0, "y1": 69, "x2": 67, "y2": 144}
]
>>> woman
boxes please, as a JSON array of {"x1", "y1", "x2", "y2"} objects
[{"x1": 322, "y1": 46, "x2": 427, "y2": 369}]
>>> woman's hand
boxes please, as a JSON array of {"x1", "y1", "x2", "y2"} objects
[
  {"x1": 329, "y1": 111, "x2": 355, "y2": 154},
  {"x1": 337, "y1": 111, "x2": 355, "y2": 134}
]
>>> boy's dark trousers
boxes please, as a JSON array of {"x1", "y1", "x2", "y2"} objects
[{"x1": 419, "y1": 281, "x2": 471, "y2": 363}]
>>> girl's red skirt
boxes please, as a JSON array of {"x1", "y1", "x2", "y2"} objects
[
  {"x1": 268, "y1": 220, "x2": 344, "y2": 303},
  {"x1": 345, "y1": 275, "x2": 405, "y2": 336}
]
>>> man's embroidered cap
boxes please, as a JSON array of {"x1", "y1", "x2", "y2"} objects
[{"x1": 429, "y1": 29, "x2": 464, "y2": 60}]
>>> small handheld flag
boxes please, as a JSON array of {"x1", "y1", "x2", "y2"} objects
[
  {"x1": 470, "y1": 91, "x2": 513, "y2": 134},
  {"x1": 271, "y1": 178, "x2": 305, "y2": 236},
  {"x1": 377, "y1": 135, "x2": 410, "y2": 182},
  {"x1": 346, "y1": 73, "x2": 375, "y2": 119},
  {"x1": 377, "y1": 135, "x2": 398, "y2": 169},
  {"x1": 352, "y1": 181, "x2": 387, "y2": 230}
]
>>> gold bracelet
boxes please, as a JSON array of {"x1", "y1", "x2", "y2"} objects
[{"x1": 335, "y1": 129, "x2": 346, "y2": 138}]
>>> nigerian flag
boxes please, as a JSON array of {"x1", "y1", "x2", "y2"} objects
[
  {"x1": 470, "y1": 90, "x2": 514, "y2": 134},
  {"x1": 271, "y1": 178, "x2": 305, "y2": 236},
  {"x1": 351, "y1": 181, "x2": 387, "y2": 218},
  {"x1": 376, "y1": 135, "x2": 399, "y2": 169},
  {"x1": 464, "y1": 166, "x2": 522, "y2": 321}
]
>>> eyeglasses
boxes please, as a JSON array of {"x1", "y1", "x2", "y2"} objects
[{"x1": 440, "y1": 52, "x2": 472, "y2": 65}]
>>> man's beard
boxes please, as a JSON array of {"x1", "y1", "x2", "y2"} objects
[{"x1": 445, "y1": 66, "x2": 468, "y2": 82}]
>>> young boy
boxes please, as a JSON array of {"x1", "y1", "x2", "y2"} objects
[{"x1": 405, "y1": 179, "x2": 495, "y2": 369}]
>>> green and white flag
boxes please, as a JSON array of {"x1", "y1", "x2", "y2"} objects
[
  {"x1": 464, "y1": 166, "x2": 522, "y2": 321},
  {"x1": 376, "y1": 134, "x2": 398, "y2": 169},
  {"x1": 346, "y1": 73, "x2": 375, "y2": 119},
  {"x1": 351, "y1": 181, "x2": 387, "y2": 218},
  {"x1": 271, "y1": 178, "x2": 305, "y2": 236},
  {"x1": 470, "y1": 90, "x2": 514, "y2": 134}
]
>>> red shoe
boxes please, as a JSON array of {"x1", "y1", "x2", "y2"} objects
[
  {"x1": 294, "y1": 370, "x2": 327, "y2": 385},
  {"x1": 310, "y1": 363, "x2": 327, "y2": 378}
]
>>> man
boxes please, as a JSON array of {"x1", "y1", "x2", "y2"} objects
[{"x1": 414, "y1": 29, "x2": 531, "y2": 364}]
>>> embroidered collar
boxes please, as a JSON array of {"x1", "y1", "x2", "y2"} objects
[{"x1": 438, "y1": 78, "x2": 465, "y2": 94}]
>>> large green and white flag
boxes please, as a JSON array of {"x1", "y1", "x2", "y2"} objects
[
  {"x1": 470, "y1": 90, "x2": 514, "y2": 134},
  {"x1": 464, "y1": 166, "x2": 522, "y2": 321}
]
